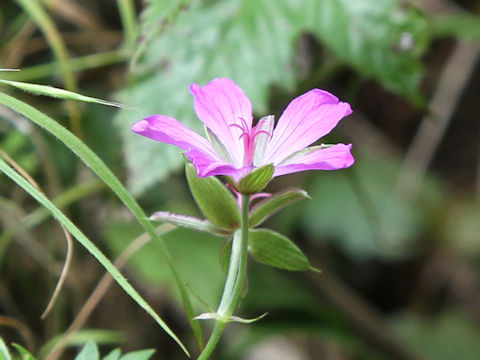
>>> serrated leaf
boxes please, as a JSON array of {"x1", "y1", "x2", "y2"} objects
[
  {"x1": 185, "y1": 162, "x2": 240, "y2": 229},
  {"x1": 249, "y1": 229, "x2": 317, "y2": 271},
  {"x1": 249, "y1": 188, "x2": 310, "y2": 227},
  {"x1": 133, "y1": 0, "x2": 192, "y2": 66},
  {"x1": 238, "y1": 164, "x2": 274, "y2": 195},
  {"x1": 303, "y1": 0, "x2": 429, "y2": 105},
  {"x1": 75, "y1": 341, "x2": 99, "y2": 360},
  {"x1": 150, "y1": 211, "x2": 230, "y2": 236},
  {"x1": 11, "y1": 344, "x2": 35, "y2": 360}
]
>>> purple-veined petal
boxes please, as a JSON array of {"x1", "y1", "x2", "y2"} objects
[
  {"x1": 187, "y1": 149, "x2": 246, "y2": 179},
  {"x1": 273, "y1": 144, "x2": 354, "y2": 177},
  {"x1": 132, "y1": 115, "x2": 215, "y2": 155},
  {"x1": 262, "y1": 89, "x2": 352, "y2": 164},
  {"x1": 131, "y1": 115, "x2": 233, "y2": 177},
  {"x1": 253, "y1": 115, "x2": 275, "y2": 166},
  {"x1": 190, "y1": 78, "x2": 253, "y2": 168}
]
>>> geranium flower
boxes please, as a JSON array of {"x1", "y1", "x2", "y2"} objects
[{"x1": 131, "y1": 78, "x2": 354, "y2": 181}]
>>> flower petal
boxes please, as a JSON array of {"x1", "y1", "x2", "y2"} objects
[
  {"x1": 132, "y1": 115, "x2": 233, "y2": 177},
  {"x1": 262, "y1": 89, "x2": 352, "y2": 164},
  {"x1": 273, "y1": 144, "x2": 354, "y2": 177},
  {"x1": 253, "y1": 115, "x2": 275, "y2": 166},
  {"x1": 190, "y1": 78, "x2": 253, "y2": 168},
  {"x1": 186, "y1": 149, "x2": 244, "y2": 178}
]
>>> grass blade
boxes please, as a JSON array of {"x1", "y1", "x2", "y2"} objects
[
  {"x1": 0, "y1": 157, "x2": 189, "y2": 356},
  {"x1": 0, "y1": 92, "x2": 202, "y2": 353},
  {"x1": 14, "y1": 0, "x2": 82, "y2": 135},
  {"x1": 0, "y1": 79, "x2": 126, "y2": 108},
  {"x1": 116, "y1": 0, "x2": 138, "y2": 51}
]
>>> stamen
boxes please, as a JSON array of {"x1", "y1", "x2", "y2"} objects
[{"x1": 229, "y1": 117, "x2": 272, "y2": 167}]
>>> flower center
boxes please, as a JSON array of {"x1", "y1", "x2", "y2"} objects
[{"x1": 230, "y1": 118, "x2": 270, "y2": 167}]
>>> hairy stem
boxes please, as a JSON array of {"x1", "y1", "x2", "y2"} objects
[{"x1": 197, "y1": 195, "x2": 250, "y2": 360}]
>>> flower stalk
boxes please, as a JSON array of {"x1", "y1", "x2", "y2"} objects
[{"x1": 197, "y1": 194, "x2": 251, "y2": 360}]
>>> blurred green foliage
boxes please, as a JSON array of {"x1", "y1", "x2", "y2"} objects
[{"x1": 1, "y1": 0, "x2": 480, "y2": 359}]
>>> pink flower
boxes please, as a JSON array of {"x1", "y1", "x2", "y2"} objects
[{"x1": 131, "y1": 78, "x2": 354, "y2": 181}]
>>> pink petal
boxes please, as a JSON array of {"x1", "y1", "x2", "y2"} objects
[
  {"x1": 253, "y1": 115, "x2": 275, "y2": 166},
  {"x1": 262, "y1": 89, "x2": 352, "y2": 164},
  {"x1": 273, "y1": 144, "x2": 354, "y2": 177},
  {"x1": 190, "y1": 78, "x2": 253, "y2": 168},
  {"x1": 187, "y1": 149, "x2": 244, "y2": 178},
  {"x1": 132, "y1": 115, "x2": 232, "y2": 177}
]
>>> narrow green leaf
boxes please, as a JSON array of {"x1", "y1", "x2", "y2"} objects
[
  {"x1": 185, "y1": 162, "x2": 240, "y2": 229},
  {"x1": 150, "y1": 211, "x2": 230, "y2": 236},
  {"x1": 249, "y1": 188, "x2": 310, "y2": 227},
  {"x1": 0, "y1": 151, "x2": 188, "y2": 356},
  {"x1": 11, "y1": 344, "x2": 36, "y2": 360},
  {"x1": 0, "y1": 92, "x2": 199, "y2": 353},
  {"x1": 119, "y1": 349, "x2": 156, "y2": 360},
  {"x1": 0, "y1": 80, "x2": 125, "y2": 108},
  {"x1": 238, "y1": 164, "x2": 274, "y2": 195},
  {"x1": 75, "y1": 341, "x2": 99, "y2": 360},
  {"x1": 0, "y1": 337, "x2": 12, "y2": 360},
  {"x1": 249, "y1": 229, "x2": 317, "y2": 271}
]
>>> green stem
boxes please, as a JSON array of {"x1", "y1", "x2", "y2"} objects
[
  {"x1": 116, "y1": 0, "x2": 138, "y2": 51},
  {"x1": 1, "y1": 50, "x2": 126, "y2": 82},
  {"x1": 197, "y1": 195, "x2": 250, "y2": 360}
]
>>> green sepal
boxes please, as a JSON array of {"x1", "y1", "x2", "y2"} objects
[
  {"x1": 150, "y1": 211, "x2": 231, "y2": 236},
  {"x1": 185, "y1": 162, "x2": 240, "y2": 229},
  {"x1": 249, "y1": 229, "x2": 319, "y2": 272},
  {"x1": 249, "y1": 188, "x2": 310, "y2": 227},
  {"x1": 238, "y1": 164, "x2": 274, "y2": 194}
]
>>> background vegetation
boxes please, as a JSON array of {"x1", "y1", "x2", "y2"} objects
[{"x1": 1, "y1": 0, "x2": 480, "y2": 359}]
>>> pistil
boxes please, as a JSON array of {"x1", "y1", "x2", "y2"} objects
[{"x1": 230, "y1": 118, "x2": 270, "y2": 167}]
